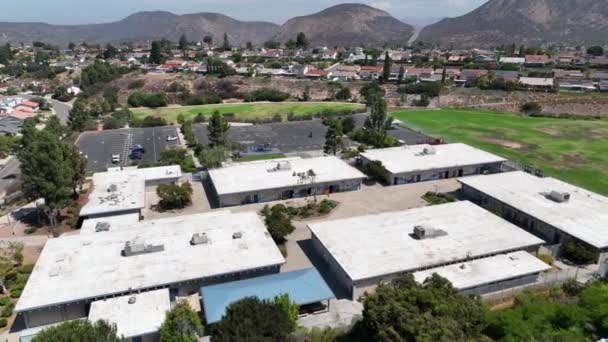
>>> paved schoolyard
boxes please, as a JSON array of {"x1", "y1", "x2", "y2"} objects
[
  {"x1": 193, "y1": 114, "x2": 433, "y2": 154},
  {"x1": 194, "y1": 120, "x2": 328, "y2": 153},
  {"x1": 76, "y1": 126, "x2": 180, "y2": 172}
]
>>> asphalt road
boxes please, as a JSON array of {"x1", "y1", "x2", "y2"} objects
[
  {"x1": 77, "y1": 126, "x2": 181, "y2": 172},
  {"x1": 48, "y1": 99, "x2": 72, "y2": 124}
]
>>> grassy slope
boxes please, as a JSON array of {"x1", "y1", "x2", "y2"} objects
[
  {"x1": 132, "y1": 102, "x2": 364, "y2": 123},
  {"x1": 392, "y1": 109, "x2": 608, "y2": 195}
]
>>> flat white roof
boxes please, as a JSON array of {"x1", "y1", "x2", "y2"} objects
[
  {"x1": 360, "y1": 143, "x2": 506, "y2": 175},
  {"x1": 88, "y1": 289, "x2": 170, "y2": 338},
  {"x1": 16, "y1": 211, "x2": 285, "y2": 312},
  {"x1": 80, "y1": 213, "x2": 141, "y2": 235},
  {"x1": 459, "y1": 171, "x2": 608, "y2": 249},
  {"x1": 520, "y1": 77, "x2": 554, "y2": 86},
  {"x1": 308, "y1": 201, "x2": 544, "y2": 282},
  {"x1": 499, "y1": 57, "x2": 526, "y2": 64},
  {"x1": 209, "y1": 156, "x2": 366, "y2": 196},
  {"x1": 80, "y1": 166, "x2": 181, "y2": 217},
  {"x1": 414, "y1": 251, "x2": 551, "y2": 291}
]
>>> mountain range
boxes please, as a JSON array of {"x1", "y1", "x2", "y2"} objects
[
  {"x1": 418, "y1": 0, "x2": 608, "y2": 48},
  {"x1": 0, "y1": 1, "x2": 606, "y2": 48},
  {"x1": 0, "y1": 4, "x2": 413, "y2": 48}
]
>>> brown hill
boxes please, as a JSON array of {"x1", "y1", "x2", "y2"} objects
[
  {"x1": 0, "y1": 11, "x2": 279, "y2": 46},
  {"x1": 418, "y1": 0, "x2": 608, "y2": 48},
  {"x1": 274, "y1": 3, "x2": 414, "y2": 47}
]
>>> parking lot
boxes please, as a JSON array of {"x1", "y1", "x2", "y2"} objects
[
  {"x1": 193, "y1": 114, "x2": 433, "y2": 154},
  {"x1": 76, "y1": 126, "x2": 180, "y2": 172}
]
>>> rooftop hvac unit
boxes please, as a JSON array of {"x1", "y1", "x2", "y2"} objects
[
  {"x1": 267, "y1": 161, "x2": 292, "y2": 173},
  {"x1": 122, "y1": 237, "x2": 164, "y2": 257},
  {"x1": 128, "y1": 296, "x2": 137, "y2": 304},
  {"x1": 412, "y1": 224, "x2": 447, "y2": 240},
  {"x1": 233, "y1": 232, "x2": 243, "y2": 239},
  {"x1": 190, "y1": 233, "x2": 209, "y2": 245},
  {"x1": 107, "y1": 184, "x2": 118, "y2": 193},
  {"x1": 95, "y1": 222, "x2": 110, "y2": 232},
  {"x1": 422, "y1": 146, "x2": 436, "y2": 155},
  {"x1": 548, "y1": 191, "x2": 571, "y2": 203}
]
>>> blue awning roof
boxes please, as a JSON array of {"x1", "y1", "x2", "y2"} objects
[{"x1": 200, "y1": 268, "x2": 335, "y2": 324}]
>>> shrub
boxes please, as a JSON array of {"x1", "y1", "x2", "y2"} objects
[
  {"x1": 413, "y1": 94, "x2": 430, "y2": 107},
  {"x1": 537, "y1": 254, "x2": 554, "y2": 266},
  {"x1": 399, "y1": 81, "x2": 443, "y2": 97},
  {"x1": 140, "y1": 116, "x2": 168, "y2": 127},
  {"x1": 364, "y1": 160, "x2": 387, "y2": 184},
  {"x1": 10, "y1": 289, "x2": 21, "y2": 299},
  {"x1": 128, "y1": 91, "x2": 167, "y2": 108},
  {"x1": 102, "y1": 116, "x2": 121, "y2": 130},
  {"x1": 183, "y1": 94, "x2": 222, "y2": 106},
  {"x1": 319, "y1": 199, "x2": 337, "y2": 214},
  {"x1": 245, "y1": 88, "x2": 289, "y2": 102},
  {"x1": 0, "y1": 318, "x2": 6, "y2": 328},
  {"x1": 1, "y1": 303, "x2": 14, "y2": 318},
  {"x1": 156, "y1": 182, "x2": 193, "y2": 210},
  {"x1": 521, "y1": 101, "x2": 542, "y2": 114},
  {"x1": 560, "y1": 240, "x2": 598, "y2": 265},
  {"x1": 262, "y1": 204, "x2": 295, "y2": 242},
  {"x1": 127, "y1": 79, "x2": 145, "y2": 89},
  {"x1": 19, "y1": 264, "x2": 34, "y2": 274},
  {"x1": 0, "y1": 297, "x2": 9, "y2": 306}
]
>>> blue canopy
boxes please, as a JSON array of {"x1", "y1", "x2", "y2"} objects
[{"x1": 200, "y1": 268, "x2": 335, "y2": 324}]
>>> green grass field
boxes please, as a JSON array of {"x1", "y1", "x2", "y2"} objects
[
  {"x1": 132, "y1": 102, "x2": 364, "y2": 124},
  {"x1": 392, "y1": 109, "x2": 608, "y2": 195}
]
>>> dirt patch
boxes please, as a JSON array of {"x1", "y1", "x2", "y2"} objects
[{"x1": 479, "y1": 137, "x2": 524, "y2": 150}]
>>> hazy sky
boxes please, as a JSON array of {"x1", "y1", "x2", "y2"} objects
[{"x1": 0, "y1": 0, "x2": 488, "y2": 24}]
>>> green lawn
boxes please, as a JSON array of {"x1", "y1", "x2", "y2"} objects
[
  {"x1": 236, "y1": 153, "x2": 286, "y2": 162},
  {"x1": 132, "y1": 102, "x2": 364, "y2": 124},
  {"x1": 392, "y1": 109, "x2": 608, "y2": 195}
]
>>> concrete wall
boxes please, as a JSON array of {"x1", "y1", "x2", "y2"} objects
[
  {"x1": 386, "y1": 162, "x2": 503, "y2": 186},
  {"x1": 217, "y1": 179, "x2": 363, "y2": 207},
  {"x1": 461, "y1": 273, "x2": 541, "y2": 296},
  {"x1": 310, "y1": 233, "x2": 354, "y2": 299}
]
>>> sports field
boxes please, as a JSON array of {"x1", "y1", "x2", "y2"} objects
[
  {"x1": 132, "y1": 102, "x2": 364, "y2": 123},
  {"x1": 392, "y1": 109, "x2": 608, "y2": 195}
]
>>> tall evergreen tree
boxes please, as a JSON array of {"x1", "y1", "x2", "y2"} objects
[
  {"x1": 207, "y1": 111, "x2": 230, "y2": 147},
  {"x1": 397, "y1": 65, "x2": 405, "y2": 84},
  {"x1": 295, "y1": 32, "x2": 309, "y2": 50},
  {"x1": 178, "y1": 34, "x2": 188, "y2": 52},
  {"x1": 323, "y1": 118, "x2": 343, "y2": 155},
  {"x1": 364, "y1": 95, "x2": 392, "y2": 147},
  {"x1": 222, "y1": 32, "x2": 231, "y2": 51},
  {"x1": 382, "y1": 51, "x2": 391, "y2": 83},
  {"x1": 149, "y1": 41, "x2": 164, "y2": 64}
]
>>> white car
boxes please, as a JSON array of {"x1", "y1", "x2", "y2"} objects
[
  {"x1": 166, "y1": 135, "x2": 178, "y2": 142},
  {"x1": 111, "y1": 154, "x2": 120, "y2": 164}
]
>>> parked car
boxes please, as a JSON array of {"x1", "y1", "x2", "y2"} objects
[
  {"x1": 129, "y1": 151, "x2": 143, "y2": 160},
  {"x1": 130, "y1": 144, "x2": 145, "y2": 153},
  {"x1": 166, "y1": 135, "x2": 178, "y2": 142},
  {"x1": 111, "y1": 154, "x2": 120, "y2": 164}
]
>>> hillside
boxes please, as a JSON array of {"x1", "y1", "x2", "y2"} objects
[
  {"x1": 418, "y1": 0, "x2": 608, "y2": 48},
  {"x1": 274, "y1": 4, "x2": 414, "y2": 47},
  {"x1": 0, "y1": 11, "x2": 279, "y2": 46}
]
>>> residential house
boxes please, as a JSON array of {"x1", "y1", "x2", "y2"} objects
[
  {"x1": 557, "y1": 78, "x2": 596, "y2": 91},
  {"x1": 493, "y1": 70, "x2": 519, "y2": 82},
  {"x1": 589, "y1": 57, "x2": 608, "y2": 68},
  {"x1": 519, "y1": 77, "x2": 555, "y2": 90},
  {"x1": 0, "y1": 116, "x2": 23, "y2": 136},
  {"x1": 499, "y1": 57, "x2": 525, "y2": 65},
  {"x1": 304, "y1": 69, "x2": 331, "y2": 80},
  {"x1": 321, "y1": 49, "x2": 338, "y2": 60},
  {"x1": 359, "y1": 66, "x2": 383, "y2": 80},
  {"x1": 525, "y1": 55, "x2": 551, "y2": 66},
  {"x1": 459, "y1": 69, "x2": 489, "y2": 86}
]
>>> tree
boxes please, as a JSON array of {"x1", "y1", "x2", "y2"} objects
[
  {"x1": 335, "y1": 86, "x2": 352, "y2": 100},
  {"x1": 213, "y1": 297, "x2": 295, "y2": 342},
  {"x1": 103, "y1": 44, "x2": 118, "y2": 60},
  {"x1": 341, "y1": 116, "x2": 355, "y2": 135},
  {"x1": 587, "y1": 45, "x2": 604, "y2": 57},
  {"x1": 197, "y1": 146, "x2": 227, "y2": 169},
  {"x1": 149, "y1": 41, "x2": 165, "y2": 64},
  {"x1": 159, "y1": 301, "x2": 204, "y2": 342},
  {"x1": 520, "y1": 101, "x2": 542, "y2": 115},
  {"x1": 18, "y1": 121, "x2": 86, "y2": 224},
  {"x1": 207, "y1": 111, "x2": 230, "y2": 147},
  {"x1": 353, "y1": 274, "x2": 487, "y2": 342},
  {"x1": 364, "y1": 96, "x2": 392, "y2": 147},
  {"x1": 397, "y1": 65, "x2": 405, "y2": 84},
  {"x1": 364, "y1": 160, "x2": 387, "y2": 184},
  {"x1": 324, "y1": 118, "x2": 343, "y2": 155},
  {"x1": 272, "y1": 294, "x2": 299, "y2": 331},
  {"x1": 68, "y1": 98, "x2": 92, "y2": 132},
  {"x1": 33, "y1": 319, "x2": 123, "y2": 342},
  {"x1": 203, "y1": 35, "x2": 213, "y2": 46},
  {"x1": 222, "y1": 32, "x2": 231, "y2": 51},
  {"x1": 559, "y1": 240, "x2": 599, "y2": 265},
  {"x1": 156, "y1": 182, "x2": 193, "y2": 210},
  {"x1": 262, "y1": 204, "x2": 295, "y2": 242},
  {"x1": 359, "y1": 82, "x2": 385, "y2": 105},
  {"x1": 296, "y1": 32, "x2": 309, "y2": 50},
  {"x1": 381, "y1": 51, "x2": 391, "y2": 82},
  {"x1": 178, "y1": 34, "x2": 188, "y2": 52},
  {"x1": 246, "y1": 41, "x2": 253, "y2": 50}
]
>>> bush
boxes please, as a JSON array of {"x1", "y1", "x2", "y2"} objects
[
  {"x1": 364, "y1": 160, "x2": 387, "y2": 184},
  {"x1": 521, "y1": 101, "x2": 542, "y2": 115},
  {"x1": 413, "y1": 94, "x2": 430, "y2": 107},
  {"x1": 128, "y1": 91, "x2": 167, "y2": 108},
  {"x1": 245, "y1": 88, "x2": 289, "y2": 102},
  {"x1": 398, "y1": 81, "x2": 443, "y2": 97},
  {"x1": 318, "y1": 199, "x2": 337, "y2": 214},
  {"x1": 335, "y1": 87, "x2": 352, "y2": 100},
  {"x1": 262, "y1": 204, "x2": 295, "y2": 242},
  {"x1": 10, "y1": 289, "x2": 21, "y2": 299},
  {"x1": 1, "y1": 303, "x2": 14, "y2": 318},
  {"x1": 0, "y1": 297, "x2": 9, "y2": 306},
  {"x1": 19, "y1": 264, "x2": 34, "y2": 274},
  {"x1": 560, "y1": 240, "x2": 598, "y2": 265},
  {"x1": 0, "y1": 318, "x2": 6, "y2": 328},
  {"x1": 537, "y1": 254, "x2": 554, "y2": 266},
  {"x1": 102, "y1": 116, "x2": 122, "y2": 130},
  {"x1": 127, "y1": 79, "x2": 145, "y2": 89},
  {"x1": 140, "y1": 116, "x2": 168, "y2": 127},
  {"x1": 157, "y1": 182, "x2": 193, "y2": 210},
  {"x1": 183, "y1": 94, "x2": 222, "y2": 106}
]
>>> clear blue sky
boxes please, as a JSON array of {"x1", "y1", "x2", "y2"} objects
[{"x1": 0, "y1": 0, "x2": 488, "y2": 24}]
